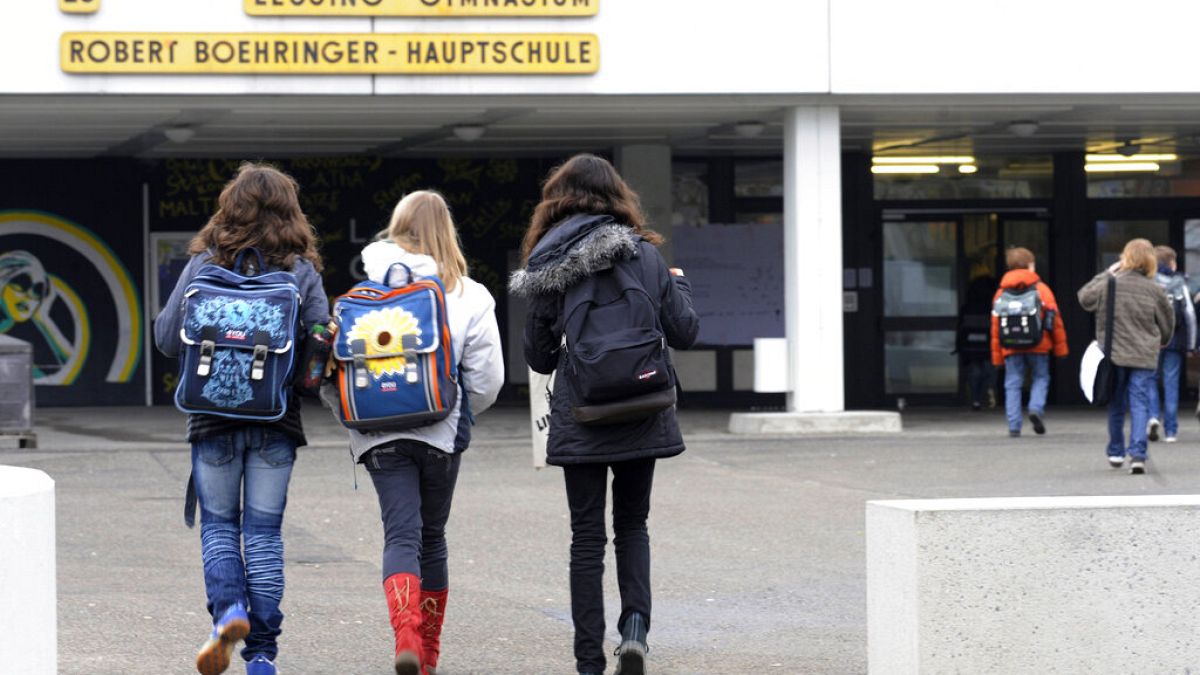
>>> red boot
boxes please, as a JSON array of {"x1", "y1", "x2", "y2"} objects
[
  {"x1": 384, "y1": 573, "x2": 424, "y2": 675},
  {"x1": 419, "y1": 588, "x2": 449, "y2": 675}
]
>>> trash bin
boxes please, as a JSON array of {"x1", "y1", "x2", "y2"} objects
[{"x1": 0, "y1": 335, "x2": 35, "y2": 448}]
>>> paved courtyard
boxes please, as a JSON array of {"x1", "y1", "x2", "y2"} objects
[{"x1": 5, "y1": 403, "x2": 1200, "y2": 674}]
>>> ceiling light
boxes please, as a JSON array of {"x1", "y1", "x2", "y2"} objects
[
  {"x1": 1007, "y1": 120, "x2": 1039, "y2": 137},
  {"x1": 163, "y1": 126, "x2": 196, "y2": 143},
  {"x1": 733, "y1": 121, "x2": 766, "y2": 138},
  {"x1": 1084, "y1": 162, "x2": 1160, "y2": 173},
  {"x1": 452, "y1": 124, "x2": 485, "y2": 142},
  {"x1": 958, "y1": 165, "x2": 978, "y2": 174},
  {"x1": 871, "y1": 165, "x2": 940, "y2": 174},
  {"x1": 873, "y1": 156, "x2": 975, "y2": 165},
  {"x1": 1085, "y1": 153, "x2": 1178, "y2": 163}
]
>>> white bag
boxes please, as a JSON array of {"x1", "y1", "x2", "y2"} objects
[
  {"x1": 1078, "y1": 341, "x2": 1105, "y2": 404},
  {"x1": 528, "y1": 368, "x2": 555, "y2": 469}
]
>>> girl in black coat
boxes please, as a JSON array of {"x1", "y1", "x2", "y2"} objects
[{"x1": 510, "y1": 154, "x2": 699, "y2": 675}]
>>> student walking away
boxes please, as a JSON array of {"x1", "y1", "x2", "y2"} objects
[
  {"x1": 153, "y1": 163, "x2": 329, "y2": 675},
  {"x1": 990, "y1": 247, "x2": 1068, "y2": 436},
  {"x1": 1078, "y1": 238, "x2": 1174, "y2": 475},
  {"x1": 958, "y1": 274, "x2": 997, "y2": 411},
  {"x1": 1147, "y1": 245, "x2": 1196, "y2": 442},
  {"x1": 510, "y1": 154, "x2": 700, "y2": 675},
  {"x1": 325, "y1": 190, "x2": 503, "y2": 675}
]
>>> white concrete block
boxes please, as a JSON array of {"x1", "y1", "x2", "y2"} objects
[
  {"x1": 0, "y1": 466, "x2": 56, "y2": 674},
  {"x1": 867, "y1": 495, "x2": 1200, "y2": 675},
  {"x1": 728, "y1": 411, "x2": 902, "y2": 434}
]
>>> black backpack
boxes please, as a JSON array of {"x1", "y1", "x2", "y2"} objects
[{"x1": 561, "y1": 256, "x2": 676, "y2": 426}]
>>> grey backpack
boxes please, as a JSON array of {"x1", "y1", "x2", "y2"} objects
[{"x1": 993, "y1": 283, "x2": 1046, "y2": 348}]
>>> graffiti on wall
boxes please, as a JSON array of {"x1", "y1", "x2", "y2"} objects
[{"x1": 0, "y1": 210, "x2": 142, "y2": 387}]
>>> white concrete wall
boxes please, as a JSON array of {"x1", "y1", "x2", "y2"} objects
[
  {"x1": 2, "y1": 0, "x2": 829, "y2": 94},
  {"x1": 867, "y1": 496, "x2": 1200, "y2": 674},
  {"x1": 0, "y1": 466, "x2": 56, "y2": 674},
  {"x1": 831, "y1": 0, "x2": 1200, "y2": 93}
]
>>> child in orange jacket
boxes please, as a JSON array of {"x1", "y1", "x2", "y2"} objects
[{"x1": 991, "y1": 247, "x2": 1069, "y2": 436}]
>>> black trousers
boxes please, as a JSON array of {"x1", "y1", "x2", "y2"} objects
[
  {"x1": 364, "y1": 441, "x2": 461, "y2": 590},
  {"x1": 562, "y1": 458, "x2": 656, "y2": 673}
]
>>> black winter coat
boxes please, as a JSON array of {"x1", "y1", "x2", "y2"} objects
[{"x1": 510, "y1": 214, "x2": 700, "y2": 466}]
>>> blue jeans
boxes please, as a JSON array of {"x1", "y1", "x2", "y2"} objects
[
  {"x1": 363, "y1": 441, "x2": 461, "y2": 589},
  {"x1": 1107, "y1": 367, "x2": 1155, "y2": 461},
  {"x1": 1004, "y1": 353, "x2": 1050, "y2": 432},
  {"x1": 1149, "y1": 350, "x2": 1184, "y2": 437},
  {"x1": 192, "y1": 428, "x2": 296, "y2": 662}
]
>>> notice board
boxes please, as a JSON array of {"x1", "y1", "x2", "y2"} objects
[{"x1": 671, "y1": 222, "x2": 784, "y2": 346}]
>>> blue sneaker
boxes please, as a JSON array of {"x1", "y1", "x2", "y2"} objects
[
  {"x1": 246, "y1": 655, "x2": 277, "y2": 675},
  {"x1": 196, "y1": 603, "x2": 251, "y2": 675}
]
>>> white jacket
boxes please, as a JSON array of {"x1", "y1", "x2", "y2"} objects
[{"x1": 341, "y1": 241, "x2": 504, "y2": 458}]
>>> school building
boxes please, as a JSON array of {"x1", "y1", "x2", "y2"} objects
[{"x1": 4, "y1": 0, "x2": 1200, "y2": 415}]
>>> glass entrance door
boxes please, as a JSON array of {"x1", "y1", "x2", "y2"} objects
[{"x1": 881, "y1": 211, "x2": 1051, "y2": 404}]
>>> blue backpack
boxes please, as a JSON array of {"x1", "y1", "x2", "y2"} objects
[
  {"x1": 174, "y1": 249, "x2": 302, "y2": 421},
  {"x1": 331, "y1": 263, "x2": 458, "y2": 431}
]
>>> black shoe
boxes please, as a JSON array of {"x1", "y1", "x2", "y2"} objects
[
  {"x1": 1029, "y1": 413, "x2": 1045, "y2": 435},
  {"x1": 614, "y1": 613, "x2": 648, "y2": 675},
  {"x1": 1148, "y1": 419, "x2": 1161, "y2": 442},
  {"x1": 1130, "y1": 459, "x2": 1146, "y2": 475},
  {"x1": 1009, "y1": 429, "x2": 1021, "y2": 438},
  {"x1": 971, "y1": 402, "x2": 982, "y2": 412}
]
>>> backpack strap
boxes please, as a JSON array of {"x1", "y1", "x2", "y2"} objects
[
  {"x1": 183, "y1": 472, "x2": 197, "y2": 528},
  {"x1": 233, "y1": 247, "x2": 267, "y2": 276},
  {"x1": 383, "y1": 262, "x2": 415, "y2": 288}
]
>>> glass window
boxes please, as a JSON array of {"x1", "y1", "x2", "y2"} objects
[
  {"x1": 672, "y1": 162, "x2": 709, "y2": 226},
  {"x1": 1185, "y1": 219, "x2": 1200, "y2": 297},
  {"x1": 1087, "y1": 157, "x2": 1200, "y2": 198},
  {"x1": 964, "y1": 214, "x2": 998, "y2": 284},
  {"x1": 883, "y1": 221, "x2": 957, "y2": 317},
  {"x1": 885, "y1": 331, "x2": 958, "y2": 394},
  {"x1": 1095, "y1": 220, "x2": 1169, "y2": 270},
  {"x1": 734, "y1": 160, "x2": 783, "y2": 198},
  {"x1": 1005, "y1": 220, "x2": 1049, "y2": 270},
  {"x1": 874, "y1": 156, "x2": 1052, "y2": 200}
]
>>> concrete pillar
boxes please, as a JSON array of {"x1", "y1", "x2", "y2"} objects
[
  {"x1": 0, "y1": 466, "x2": 56, "y2": 674},
  {"x1": 784, "y1": 106, "x2": 844, "y2": 412},
  {"x1": 615, "y1": 144, "x2": 673, "y2": 260},
  {"x1": 728, "y1": 108, "x2": 900, "y2": 434},
  {"x1": 867, "y1": 496, "x2": 1200, "y2": 674}
]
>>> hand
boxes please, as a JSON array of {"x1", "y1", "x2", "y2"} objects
[{"x1": 669, "y1": 267, "x2": 684, "y2": 277}]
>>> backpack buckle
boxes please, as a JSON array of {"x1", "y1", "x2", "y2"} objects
[
  {"x1": 404, "y1": 361, "x2": 419, "y2": 384},
  {"x1": 351, "y1": 339, "x2": 369, "y2": 388},
  {"x1": 251, "y1": 331, "x2": 270, "y2": 381},
  {"x1": 198, "y1": 340, "x2": 215, "y2": 377}
]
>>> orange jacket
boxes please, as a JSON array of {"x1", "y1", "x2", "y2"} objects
[{"x1": 990, "y1": 269, "x2": 1069, "y2": 366}]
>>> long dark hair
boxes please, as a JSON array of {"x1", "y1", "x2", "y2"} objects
[
  {"x1": 189, "y1": 162, "x2": 324, "y2": 272},
  {"x1": 522, "y1": 154, "x2": 662, "y2": 262}
]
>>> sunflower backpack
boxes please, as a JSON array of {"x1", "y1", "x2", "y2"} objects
[{"x1": 330, "y1": 262, "x2": 458, "y2": 431}]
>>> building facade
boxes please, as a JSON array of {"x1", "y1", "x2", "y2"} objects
[{"x1": 5, "y1": 0, "x2": 1200, "y2": 409}]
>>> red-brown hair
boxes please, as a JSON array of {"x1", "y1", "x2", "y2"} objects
[
  {"x1": 522, "y1": 154, "x2": 662, "y2": 262},
  {"x1": 189, "y1": 162, "x2": 323, "y2": 272}
]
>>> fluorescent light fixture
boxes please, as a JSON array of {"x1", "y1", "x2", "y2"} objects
[
  {"x1": 1084, "y1": 162, "x2": 1161, "y2": 173},
  {"x1": 872, "y1": 156, "x2": 976, "y2": 165},
  {"x1": 871, "y1": 164, "x2": 940, "y2": 174},
  {"x1": 957, "y1": 164, "x2": 978, "y2": 174},
  {"x1": 733, "y1": 121, "x2": 766, "y2": 138},
  {"x1": 163, "y1": 126, "x2": 196, "y2": 143},
  {"x1": 1085, "y1": 153, "x2": 1178, "y2": 163}
]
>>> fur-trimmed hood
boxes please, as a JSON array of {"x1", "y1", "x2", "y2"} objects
[{"x1": 508, "y1": 214, "x2": 640, "y2": 298}]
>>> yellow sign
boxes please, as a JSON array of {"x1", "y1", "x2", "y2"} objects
[
  {"x1": 60, "y1": 0, "x2": 99, "y2": 14},
  {"x1": 245, "y1": 0, "x2": 597, "y2": 17},
  {"x1": 61, "y1": 32, "x2": 599, "y2": 74}
]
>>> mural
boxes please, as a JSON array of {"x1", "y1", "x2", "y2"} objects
[{"x1": 0, "y1": 211, "x2": 142, "y2": 398}]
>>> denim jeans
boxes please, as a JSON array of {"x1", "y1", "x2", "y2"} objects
[
  {"x1": 1149, "y1": 350, "x2": 1184, "y2": 437},
  {"x1": 562, "y1": 458, "x2": 656, "y2": 674},
  {"x1": 1107, "y1": 366, "x2": 1155, "y2": 461},
  {"x1": 363, "y1": 441, "x2": 461, "y2": 589},
  {"x1": 1003, "y1": 353, "x2": 1050, "y2": 432},
  {"x1": 964, "y1": 357, "x2": 995, "y2": 407},
  {"x1": 192, "y1": 428, "x2": 296, "y2": 662}
]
